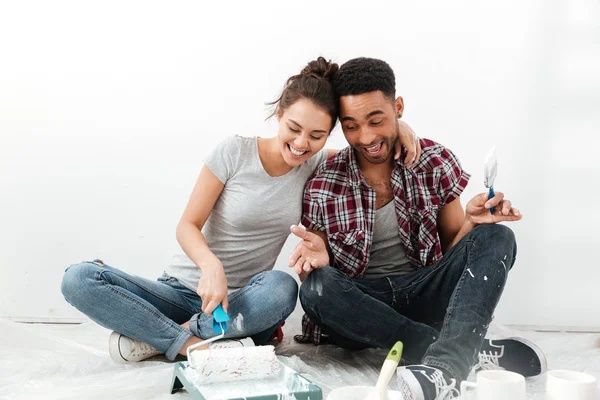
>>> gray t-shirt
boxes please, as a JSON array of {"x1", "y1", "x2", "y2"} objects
[
  {"x1": 165, "y1": 135, "x2": 328, "y2": 291},
  {"x1": 363, "y1": 201, "x2": 416, "y2": 279}
]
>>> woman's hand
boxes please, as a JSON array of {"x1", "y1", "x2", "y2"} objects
[
  {"x1": 196, "y1": 258, "x2": 228, "y2": 316},
  {"x1": 395, "y1": 120, "x2": 421, "y2": 167}
]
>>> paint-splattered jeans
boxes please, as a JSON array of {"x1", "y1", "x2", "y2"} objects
[
  {"x1": 61, "y1": 262, "x2": 297, "y2": 360},
  {"x1": 299, "y1": 223, "x2": 516, "y2": 382}
]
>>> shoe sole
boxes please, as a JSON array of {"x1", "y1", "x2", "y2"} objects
[
  {"x1": 503, "y1": 336, "x2": 548, "y2": 376},
  {"x1": 108, "y1": 331, "x2": 128, "y2": 363}
]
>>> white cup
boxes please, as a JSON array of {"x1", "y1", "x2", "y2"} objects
[
  {"x1": 546, "y1": 369, "x2": 598, "y2": 400},
  {"x1": 326, "y1": 385, "x2": 403, "y2": 400},
  {"x1": 460, "y1": 370, "x2": 526, "y2": 400}
]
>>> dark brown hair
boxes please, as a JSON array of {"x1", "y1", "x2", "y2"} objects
[{"x1": 268, "y1": 57, "x2": 339, "y2": 130}]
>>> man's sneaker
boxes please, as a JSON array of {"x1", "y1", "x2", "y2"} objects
[
  {"x1": 396, "y1": 365, "x2": 460, "y2": 400},
  {"x1": 208, "y1": 337, "x2": 255, "y2": 350},
  {"x1": 108, "y1": 331, "x2": 162, "y2": 363},
  {"x1": 475, "y1": 337, "x2": 547, "y2": 378}
]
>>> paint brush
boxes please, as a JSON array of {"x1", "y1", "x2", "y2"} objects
[
  {"x1": 365, "y1": 341, "x2": 404, "y2": 400},
  {"x1": 484, "y1": 146, "x2": 498, "y2": 214}
]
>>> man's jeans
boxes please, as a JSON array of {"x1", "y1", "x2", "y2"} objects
[
  {"x1": 299, "y1": 224, "x2": 517, "y2": 382},
  {"x1": 61, "y1": 261, "x2": 297, "y2": 360}
]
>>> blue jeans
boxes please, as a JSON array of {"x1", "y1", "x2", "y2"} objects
[
  {"x1": 299, "y1": 224, "x2": 516, "y2": 382},
  {"x1": 61, "y1": 261, "x2": 298, "y2": 360}
]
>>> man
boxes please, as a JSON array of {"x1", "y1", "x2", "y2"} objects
[{"x1": 287, "y1": 57, "x2": 545, "y2": 399}]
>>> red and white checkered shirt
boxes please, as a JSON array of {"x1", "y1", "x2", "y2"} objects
[{"x1": 294, "y1": 138, "x2": 471, "y2": 345}]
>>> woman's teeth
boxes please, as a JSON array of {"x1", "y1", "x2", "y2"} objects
[{"x1": 289, "y1": 144, "x2": 308, "y2": 156}]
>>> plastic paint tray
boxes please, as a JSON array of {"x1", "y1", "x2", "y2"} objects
[{"x1": 170, "y1": 360, "x2": 323, "y2": 400}]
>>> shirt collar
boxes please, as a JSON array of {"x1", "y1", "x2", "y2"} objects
[{"x1": 346, "y1": 146, "x2": 406, "y2": 187}]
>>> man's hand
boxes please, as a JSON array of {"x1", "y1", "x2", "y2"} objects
[
  {"x1": 196, "y1": 259, "x2": 228, "y2": 316},
  {"x1": 466, "y1": 192, "x2": 522, "y2": 226},
  {"x1": 288, "y1": 225, "x2": 329, "y2": 275},
  {"x1": 394, "y1": 120, "x2": 422, "y2": 167}
]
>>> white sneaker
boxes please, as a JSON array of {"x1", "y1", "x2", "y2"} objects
[
  {"x1": 208, "y1": 337, "x2": 255, "y2": 350},
  {"x1": 108, "y1": 331, "x2": 162, "y2": 363}
]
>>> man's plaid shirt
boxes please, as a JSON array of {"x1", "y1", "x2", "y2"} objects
[{"x1": 294, "y1": 138, "x2": 471, "y2": 345}]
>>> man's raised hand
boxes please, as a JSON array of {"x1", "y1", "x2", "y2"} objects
[{"x1": 288, "y1": 225, "x2": 329, "y2": 275}]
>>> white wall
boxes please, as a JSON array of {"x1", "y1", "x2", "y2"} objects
[{"x1": 1, "y1": 0, "x2": 599, "y2": 328}]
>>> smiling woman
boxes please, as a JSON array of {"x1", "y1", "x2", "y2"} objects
[
  {"x1": 60, "y1": 57, "x2": 340, "y2": 363},
  {"x1": 264, "y1": 98, "x2": 332, "y2": 174}
]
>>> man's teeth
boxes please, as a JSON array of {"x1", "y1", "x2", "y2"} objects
[
  {"x1": 365, "y1": 143, "x2": 382, "y2": 153},
  {"x1": 289, "y1": 145, "x2": 308, "y2": 156}
]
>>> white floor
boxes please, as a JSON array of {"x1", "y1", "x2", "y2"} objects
[{"x1": 2, "y1": 310, "x2": 599, "y2": 400}]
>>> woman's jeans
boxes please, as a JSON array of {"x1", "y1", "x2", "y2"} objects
[{"x1": 61, "y1": 261, "x2": 298, "y2": 360}]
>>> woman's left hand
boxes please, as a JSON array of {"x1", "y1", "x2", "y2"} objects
[{"x1": 394, "y1": 120, "x2": 421, "y2": 167}]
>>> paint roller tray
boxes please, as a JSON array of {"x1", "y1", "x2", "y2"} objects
[{"x1": 170, "y1": 361, "x2": 323, "y2": 400}]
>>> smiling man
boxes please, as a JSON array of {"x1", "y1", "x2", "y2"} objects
[{"x1": 288, "y1": 58, "x2": 546, "y2": 400}]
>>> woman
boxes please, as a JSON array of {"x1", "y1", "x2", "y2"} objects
[{"x1": 60, "y1": 57, "x2": 421, "y2": 363}]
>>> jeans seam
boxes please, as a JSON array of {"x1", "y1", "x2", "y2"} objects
[
  {"x1": 386, "y1": 277, "x2": 396, "y2": 307},
  {"x1": 96, "y1": 269, "x2": 196, "y2": 314},
  {"x1": 227, "y1": 272, "x2": 267, "y2": 303},
  {"x1": 439, "y1": 239, "x2": 473, "y2": 340},
  {"x1": 102, "y1": 282, "x2": 188, "y2": 333}
]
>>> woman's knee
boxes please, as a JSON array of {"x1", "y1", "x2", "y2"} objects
[
  {"x1": 257, "y1": 270, "x2": 298, "y2": 315},
  {"x1": 60, "y1": 262, "x2": 100, "y2": 303},
  {"x1": 274, "y1": 271, "x2": 299, "y2": 314}
]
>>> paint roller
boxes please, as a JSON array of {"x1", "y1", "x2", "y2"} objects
[{"x1": 184, "y1": 304, "x2": 279, "y2": 385}]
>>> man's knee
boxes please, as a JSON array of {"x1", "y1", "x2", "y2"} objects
[
  {"x1": 473, "y1": 224, "x2": 517, "y2": 271},
  {"x1": 299, "y1": 266, "x2": 343, "y2": 310},
  {"x1": 491, "y1": 223, "x2": 515, "y2": 242}
]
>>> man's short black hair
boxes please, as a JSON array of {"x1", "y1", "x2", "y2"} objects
[{"x1": 333, "y1": 57, "x2": 396, "y2": 101}]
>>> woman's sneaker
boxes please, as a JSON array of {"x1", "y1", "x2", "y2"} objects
[
  {"x1": 108, "y1": 332, "x2": 162, "y2": 363},
  {"x1": 396, "y1": 365, "x2": 460, "y2": 400},
  {"x1": 475, "y1": 337, "x2": 547, "y2": 377}
]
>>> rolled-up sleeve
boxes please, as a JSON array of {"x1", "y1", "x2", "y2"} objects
[
  {"x1": 300, "y1": 177, "x2": 325, "y2": 232},
  {"x1": 437, "y1": 147, "x2": 471, "y2": 206}
]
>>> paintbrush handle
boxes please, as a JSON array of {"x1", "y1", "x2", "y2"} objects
[{"x1": 488, "y1": 186, "x2": 495, "y2": 214}]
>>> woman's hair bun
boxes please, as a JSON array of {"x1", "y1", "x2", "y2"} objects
[{"x1": 301, "y1": 56, "x2": 339, "y2": 80}]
